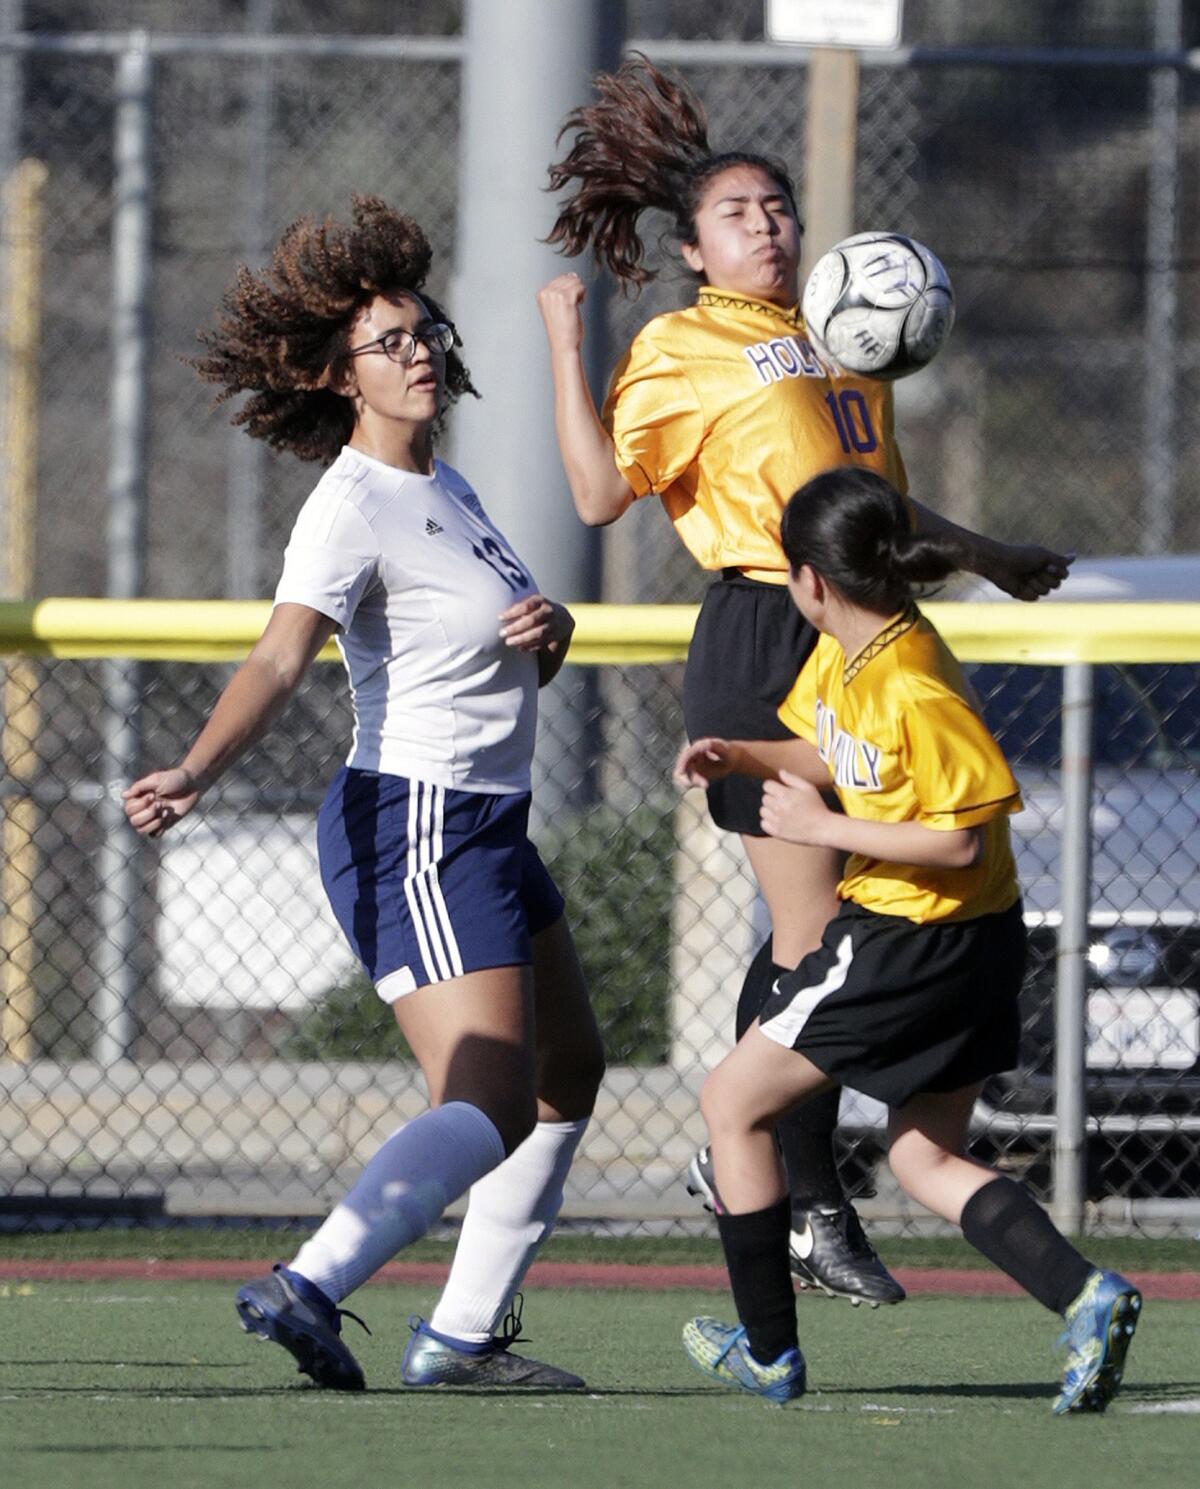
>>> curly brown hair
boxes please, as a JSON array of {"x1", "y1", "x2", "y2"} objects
[
  {"x1": 193, "y1": 195, "x2": 478, "y2": 465},
  {"x1": 546, "y1": 54, "x2": 799, "y2": 292}
]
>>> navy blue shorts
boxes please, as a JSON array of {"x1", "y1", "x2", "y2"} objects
[{"x1": 317, "y1": 766, "x2": 565, "y2": 999}]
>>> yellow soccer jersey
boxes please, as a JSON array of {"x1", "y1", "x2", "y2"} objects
[
  {"x1": 777, "y1": 608, "x2": 1022, "y2": 924},
  {"x1": 602, "y1": 286, "x2": 908, "y2": 579}
]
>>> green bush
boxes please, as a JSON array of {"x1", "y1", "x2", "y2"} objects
[
  {"x1": 284, "y1": 800, "x2": 675, "y2": 1065},
  {"x1": 284, "y1": 966, "x2": 409, "y2": 1061},
  {"x1": 541, "y1": 801, "x2": 674, "y2": 1065}
]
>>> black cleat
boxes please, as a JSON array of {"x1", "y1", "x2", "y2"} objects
[
  {"x1": 236, "y1": 1264, "x2": 370, "y2": 1390},
  {"x1": 789, "y1": 1204, "x2": 906, "y2": 1307},
  {"x1": 687, "y1": 1147, "x2": 903, "y2": 1308}
]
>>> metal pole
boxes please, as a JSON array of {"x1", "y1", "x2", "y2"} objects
[
  {"x1": 226, "y1": 0, "x2": 275, "y2": 599},
  {"x1": 801, "y1": 47, "x2": 860, "y2": 280},
  {"x1": 453, "y1": 0, "x2": 620, "y2": 820},
  {"x1": 95, "y1": 37, "x2": 152, "y2": 1065},
  {"x1": 0, "y1": 0, "x2": 25, "y2": 562},
  {"x1": 1052, "y1": 662, "x2": 1095, "y2": 1236},
  {"x1": 1141, "y1": 0, "x2": 1180, "y2": 554}
]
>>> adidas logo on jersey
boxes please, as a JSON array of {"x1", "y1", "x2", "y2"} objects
[{"x1": 424, "y1": 517, "x2": 444, "y2": 535}]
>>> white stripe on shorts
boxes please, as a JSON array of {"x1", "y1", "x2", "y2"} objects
[
  {"x1": 403, "y1": 781, "x2": 465, "y2": 983},
  {"x1": 759, "y1": 933, "x2": 854, "y2": 1050},
  {"x1": 427, "y1": 785, "x2": 464, "y2": 977}
]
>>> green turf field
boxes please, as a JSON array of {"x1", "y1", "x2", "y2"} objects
[
  {"x1": 1, "y1": 1279, "x2": 1196, "y2": 1489},
  {"x1": 2, "y1": 1227, "x2": 1198, "y2": 1270}
]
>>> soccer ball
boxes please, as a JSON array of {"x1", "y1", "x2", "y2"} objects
[{"x1": 801, "y1": 232, "x2": 955, "y2": 380}]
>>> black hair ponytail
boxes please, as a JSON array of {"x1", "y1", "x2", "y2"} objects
[{"x1": 780, "y1": 467, "x2": 960, "y2": 613}]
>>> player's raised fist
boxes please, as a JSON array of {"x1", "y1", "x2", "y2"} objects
[{"x1": 537, "y1": 273, "x2": 588, "y2": 352}]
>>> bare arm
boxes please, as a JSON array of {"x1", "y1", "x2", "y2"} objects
[
  {"x1": 537, "y1": 273, "x2": 637, "y2": 526},
  {"x1": 674, "y1": 734, "x2": 832, "y2": 789},
  {"x1": 761, "y1": 771, "x2": 984, "y2": 869},
  {"x1": 907, "y1": 496, "x2": 1073, "y2": 601},
  {"x1": 123, "y1": 602, "x2": 338, "y2": 837}
]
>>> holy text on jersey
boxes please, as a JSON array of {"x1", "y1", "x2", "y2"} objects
[
  {"x1": 742, "y1": 334, "x2": 828, "y2": 386},
  {"x1": 814, "y1": 697, "x2": 883, "y2": 791}
]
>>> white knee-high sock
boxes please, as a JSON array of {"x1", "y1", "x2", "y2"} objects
[
  {"x1": 430, "y1": 1117, "x2": 589, "y2": 1342},
  {"x1": 290, "y1": 1101, "x2": 506, "y2": 1303}
]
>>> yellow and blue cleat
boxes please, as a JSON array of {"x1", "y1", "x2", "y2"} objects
[
  {"x1": 1053, "y1": 1268, "x2": 1142, "y2": 1415},
  {"x1": 682, "y1": 1316, "x2": 806, "y2": 1403}
]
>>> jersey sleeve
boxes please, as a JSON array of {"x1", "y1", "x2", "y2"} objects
[
  {"x1": 901, "y1": 689, "x2": 1022, "y2": 829},
  {"x1": 601, "y1": 328, "x2": 706, "y2": 497},
  {"x1": 273, "y1": 492, "x2": 380, "y2": 630},
  {"x1": 776, "y1": 655, "x2": 819, "y2": 744}
]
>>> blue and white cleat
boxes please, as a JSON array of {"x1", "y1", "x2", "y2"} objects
[
  {"x1": 1053, "y1": 1268, "x2": 1142, "y2": 1415},
  {"x1": 682, "y1": 1316, "x2": 806, "y2": 1403},
  {"x1": 401, "y1": 1303, "x2": 585, "y2": 1389},
  {"x1": 235, "y1": 1264, "x2": 369, "y2": 1391}
]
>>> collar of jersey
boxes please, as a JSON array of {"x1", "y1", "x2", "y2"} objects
[
  {"x1": 842, "y1": 604, "x2": 920, "y2": 686},
  {"x1": 696, "y1": 286, "x2": 803, "y2": 329}
]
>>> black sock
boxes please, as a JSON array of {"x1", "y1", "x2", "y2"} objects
[
  {"x1": 715, "y1": 1198, "x2": 798, "y2": 1364},
  {"x1": 734, "y1": 940, "x2": 846, "y2": 1212},
  {"x1": 960, "y1": 1176, "x2": 1094, "y2": 1314},
  {"x1": 734, "y1": 938, "x2": 779, "y2": 1039},
  {"x1": 778, "y1": 1088, "x2": 846, "y2": 1212}
]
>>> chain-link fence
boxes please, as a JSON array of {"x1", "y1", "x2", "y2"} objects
[
  {"x1": 2, "y1": 602, "x2": 1199, "y2": 1233},
  {"x1": 1, "y1": 24, "x2": 1198, "y2": 600},
  {"x1": 2, "y1": 12, "x2": 1200, "y2": 1234}
]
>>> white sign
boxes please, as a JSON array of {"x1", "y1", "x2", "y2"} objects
[{"x1": 766, "y1": 0, "x2": 904, "y2": 50}]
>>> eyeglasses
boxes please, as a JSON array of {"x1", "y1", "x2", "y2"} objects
[{"x1": 346, "y1": 322, "x2": 455, "y2": 364}]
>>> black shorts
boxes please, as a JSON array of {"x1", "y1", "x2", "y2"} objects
[
  {"x1": 682, "y1": 573, "x2": 819, "y2": 836},
  {"x1": 757, "y1": 898, "x2": 1026, "y2": 1107}
]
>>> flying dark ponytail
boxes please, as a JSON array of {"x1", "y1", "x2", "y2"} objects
[
  {"x1": 546, "y1": 53, "x2": 799, "y2": 291},
  {"x1": 780, "y1": 468, "x2": 961, "y2": 614}
]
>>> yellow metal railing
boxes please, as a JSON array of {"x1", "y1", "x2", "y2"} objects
[{"x1": 2, "y1": 598, "x2": 1200, "y2": 665}]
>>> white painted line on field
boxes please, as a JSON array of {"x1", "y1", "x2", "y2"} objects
[
  {"x1": 861, "y1": 1403, "x2": 957, "y2": 1414},
  {"x1": 1125, "y1": 1398, "x2": 1200, "y2": 1414}
]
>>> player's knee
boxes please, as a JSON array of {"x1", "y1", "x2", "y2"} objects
[
  {"x1": 888, "y1": 1137, "x2": 944, "y2": 1203},
  {"x1": 537, "y1": 1024, "x2": 605, "y2": 1120},
  {"x1": 699, "y1": 1066, "x2": 746, "y2": 1137},
  {"x1": 490, "y1": 1096, "x2": 539, "y2": 1156},
  {"x1": 444, "y1": 1086, "x2": 537, "y2": 1156},
  {"x1": 564, "y1": 1022, "x2": 606, "y2": 1104}
]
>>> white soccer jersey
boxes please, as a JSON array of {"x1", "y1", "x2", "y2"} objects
[{"x1": 274, "y1": 446, "x2": 540, "y2": 793}]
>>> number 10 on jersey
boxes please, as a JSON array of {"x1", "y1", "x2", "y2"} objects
[{"x1": 825, "y1": 389, "x2": 878, "y2": 455}]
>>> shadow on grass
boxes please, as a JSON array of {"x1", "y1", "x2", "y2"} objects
[
  {"x1": 0, "y1": 1381, "x2": 721, "y2": 1401},
  {"x1": 817, "y1": 1378, "x2": 1200, "y2": 1405},
  {"x1": 818, "y1": 1380, "x2": 1055, "y2": 1402},
  {"x1": 10, "y1": 1445, "x2": 270, "y2": 1455},
  {"x1": 4, "y1": 1358, "x2": 248, "y2": 1369}
]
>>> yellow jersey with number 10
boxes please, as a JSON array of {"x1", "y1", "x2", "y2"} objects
[
  {"x1": 777, "y1": 608, "x2": 1022, "y2": 924},
  {"x1": 602, "y1": 287, "x2": 907, "y2": 580}
]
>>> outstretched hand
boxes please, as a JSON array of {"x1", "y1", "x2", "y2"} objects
[
  {"x1": 122, "y1": 767, "x2": 202, "y2": 839},
  {"x1": 980, "y1": 543, "x2": 1074, "y2": 602},
  {"x1": 673, "y1": 737, "x2": 735, "y2": 789}
]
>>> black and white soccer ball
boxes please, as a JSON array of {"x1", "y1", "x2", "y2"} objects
[{"x1": 801, "y1": 232, "x2": 955, "y2": 381}]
